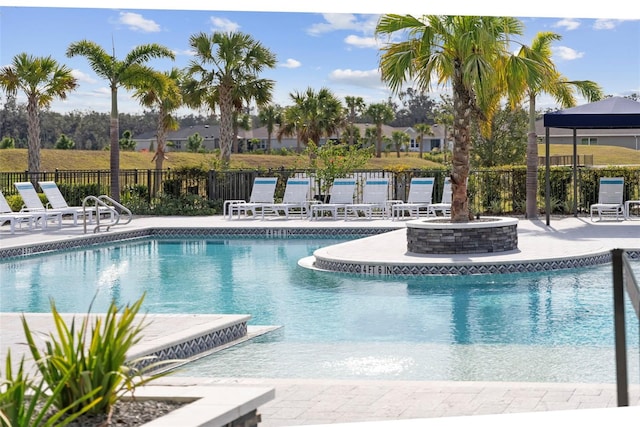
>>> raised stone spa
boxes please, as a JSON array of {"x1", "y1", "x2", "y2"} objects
[{"x1": 406, "y1": 216, "x2": 518, "y2": 254}]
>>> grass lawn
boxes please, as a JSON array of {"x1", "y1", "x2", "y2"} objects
[{"x1": 0, "y1": 144, "x2": 638, "y2": 172}]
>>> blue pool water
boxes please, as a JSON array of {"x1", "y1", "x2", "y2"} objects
[{"x1": 2, "y1": 237, "x2": 639, "y2": 383}]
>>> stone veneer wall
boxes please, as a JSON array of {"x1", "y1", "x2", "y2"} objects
[{"x1": 407, "y1": 223, "x2": 518, "y2": 254}]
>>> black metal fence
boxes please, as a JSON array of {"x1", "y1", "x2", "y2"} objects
[{"x1": 2, "y1": 167, "x2": 639, "y2": 215}]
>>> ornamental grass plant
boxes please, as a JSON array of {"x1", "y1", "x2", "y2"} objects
[
  {"x1": 19, "y1": 293, "x2": 177, "y2": 421},
  {"x1": 0, "y1": 350, "x2": 98, "y2": 427}
]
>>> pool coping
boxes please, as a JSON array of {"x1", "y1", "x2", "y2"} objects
[{"x1": 2, "y1": 221, "x2": 639, "y2": 276}]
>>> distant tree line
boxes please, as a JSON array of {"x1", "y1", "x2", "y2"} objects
[{"x1": 0, "y1": 95, "x2": 212, "y2": 151}]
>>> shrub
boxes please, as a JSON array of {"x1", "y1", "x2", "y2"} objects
[
  {"x1": 0, "y1": 351, "x2": 98, "y2": 427},
  {"x1": 21, "y1": 294, "x2": 176, "y2": 418}
]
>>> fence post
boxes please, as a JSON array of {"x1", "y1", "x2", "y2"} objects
[{"x1": 612, "y1": 248, "x2": 629, "y2": 407}]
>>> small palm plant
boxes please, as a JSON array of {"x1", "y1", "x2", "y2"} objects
[{"x1": 21, "y1": 293, "x2": 177, "y2": 419}]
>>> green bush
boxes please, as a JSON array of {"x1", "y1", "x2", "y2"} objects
[{"x1": 21, "y1": 294, "x2": 176, "y2": 418}]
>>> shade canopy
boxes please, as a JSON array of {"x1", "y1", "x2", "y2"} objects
[
  {"x1": 542, "y1": 96, "x2": 640, "y2": 225},
  {"x1": 543, "y1": 96, "x2": 640, "y2": 129}
]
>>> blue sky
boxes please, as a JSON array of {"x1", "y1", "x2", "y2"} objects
[{"x1": 0, "y1": 1, "x2": 638, "y2": 117}]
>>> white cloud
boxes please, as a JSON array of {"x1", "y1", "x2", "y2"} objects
[
  {"x1": 280, "y1": 58, "x2": 301, "y2": 68},
  {"x1": 71, "y1": 69, "x2": 96, "y2": 84},
  {"x1": 593, "y1": 19, "x2": 622, "y2": 30},
  {"x1": 553, "y1": 46, "x2": 585, "y2": 60},
  {"x1": 553, "y1": 18, "x2": 581, "y2": 31},
  {"x1": 307, "y1": 13, "x2": 379, "y2": 36},
  {"x1": 117, "y1": 12, "x2": 161, "y2": 33},
  {"x1": 328, "y1": 68, "x2": 383, "y2": 88},
  {"x1": 210, "y1": 16, "x2": 240, "y2": 32},
  {"x1": 344, "y1": 35, "x2": 379, "y2": 49}
]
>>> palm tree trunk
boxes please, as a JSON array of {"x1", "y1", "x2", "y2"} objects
[
  {"x1": 26, "y1": 96, "x2": 40, "y2": 179},
  {"x1": 450, "y1": 76, "x2": 471, "y2": 223},
  {"x1": 376, "y1": 126, "x2": 382, "y2": 158},
  {"x1": 219, "y1": 84, "x2": 233, "y2": 166},
  {"x1": 525, "y1": 93, "x2": 538, "y2": 219},
  {"x1": 110, "y1": 85, "x2": 120, "y2": 203}
]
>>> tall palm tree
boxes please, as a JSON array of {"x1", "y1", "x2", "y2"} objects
[
  {"x1": 132, "y1": 68, "x2": 183, "y2": 172},
  {"x1": 414, "y1": 123, "x2": 433, "y2": 158},
  {"x1": 376, "y1": 14, "x2": 536, "y2": 222},
  {"x1": 279, "y1": 87, "x2": 344, "y2": 152},
  {"x1": 344, "y1": 96, "x2": 365, "y2": 146},
  {"x1": 183, "y1": 31, "x2": 276, "y2": 166},
  {"x1": 512, "y1": 32, "x2": 603, "y2": 219},
  {"x1": 0, "y1": 53, "x2": 77, "y2": 176},
  {"x1": 365, "y1": 102, "x2": 394, "y2": 158},
  {"x1": 66, "y1": 40, "x2": 174, "y2": 202},
  {"x1": 258, "y1": 104, "x2": 282, "y2": 152}
]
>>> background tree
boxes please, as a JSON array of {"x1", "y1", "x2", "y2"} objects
[
  {"x1": 390, "y1": 87, "x2": 436, "y2": 127},
  {"x1": 511, "y1": 31, "x2": 603, "y2": 218},
  {"x1": 376, "y1": 14, "x2": 538, "y2": 222},
  {"x1": 119, "y1": 130, "x2": 136, "y2": 151},
  {"x1": 258, "y1": 104, "x2": 282, "y2": 152},
  {"x1": 0, "y1": 53, "x2": 77, "y2": 176},
  {"x1": 67, "y1": 40, "x2": 175, "y2": 202},
  {"x1": 132, "y1": 68, "x2": 183, "y2": 171},
  {"x1": 183, "y1": 31, "x2": 276, "y2": 166},
  {"x1": 471, "y1": 105, "x2": 528, "y2": 167},
  {"x1": 434, "y1": 96, "x2": 455, "y2": 164},
  {"x1": 187, "y1": 132, "x2": 203, "y2": 152},
  {"x1": 413, "y1": 123, "x2": 432, "y2": 158},
  {"x1": 277, "y1": 104, "x2": 304, "y2": 152},
  {"x1": 0, "y1": 136, "x2": 16, "y2": 149},
  {"x1": 279, "y1": 87, "x2": 343, "y2": 155},
  {"x1": 390, "y1": 130, "x2": 410, "y2": 157},
  {"x1": 344, "y1": 96, "x2": 365, "y2": 146},
  {"x1": 54, "y1": 133, "x2": 75, "y2": 149},
  {"x1": 364, "y1": 102, "x2": 394, "y2": 158}
]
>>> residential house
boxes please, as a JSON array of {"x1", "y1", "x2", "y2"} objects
[{"x1": 535, "y1": 119, "x2": 640, "y2": 150}]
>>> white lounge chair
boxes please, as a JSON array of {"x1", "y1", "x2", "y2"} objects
[
  {"x1": 0, "y1": 189, "x2": 42, "y2": 234},
  {"x1": 390, "y1": 177, "x2": 435, "y2": 220},
  {"x1": 260, "y1": 177, "x2": 312, "y2": 219},
  {"x1": 345, "y1": 177, "x2": 391, "y2": 219},
  {"x1": 224, "y1": 177, "x2": 278, "y2": 219},
  {"x1": 430, "y1": 177, "x2": 453, "y2": 216},
  {"x1": 310, "y1": 178, "x2": 357, "y2": 220},
  {"x1": 590, "y1": 177, "x2": 625, "y2": 221},
  {"x1": 12, "y1": 182, "x2": 63, "y2": 229},
  {"x1": 38, "y1": 181, "x2": 109, "y2": 225}
]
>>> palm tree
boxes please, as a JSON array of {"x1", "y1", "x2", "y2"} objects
[
  {"x1": 391, "y1": 130, "x2": 410, "y2": 157},
  {"x1": 0, "y1": 53, "x2": 77, "y2": 176},
  {"x1": 258, "y1": 104, "x2": 282, "y2": 152},
  {"x1": 183, "y1": 31, "x2": 276, "y2": 166},
  {"x1": 279, "y1": 87, "x2": 344, "y2": 152},
  {"x1": 512, "y1": 32, "x2": 603, "y2": 219},
  {"x1": 376, "y1": 15, "x2": 536, "y2": 222},
  {"x1": 414, "y1": 123, "x2": 432, "y2": 158},
  {"x1": 66, "y1": 40, "x2": 175, "y2": 202},
  {"x1": 277, "y1": 104, "x2": 304, "y2": 152},
  {"x1": 344, "y1": 96, "x2": 365, "y2": 146},
  {"x1": 132, "y1": 68, "x2": 183, "y2": 171},
  {"x1": 365, "y1": 102, "x2": 394, "y2": 158}
]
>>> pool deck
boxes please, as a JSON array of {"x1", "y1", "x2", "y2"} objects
[{"x1": 1, "y1": 214, "x2": 640, "y2": 426}]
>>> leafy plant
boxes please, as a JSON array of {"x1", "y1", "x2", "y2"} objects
[
  {"x1": 21, "y1": 293, "x2": 177, "y2": 417},
  {"x1": 0, "y1": 350, "x2": 98, "y2": 427},
  {"x1": 304, "y1": 140, "x2": 373, "y2": 195}
]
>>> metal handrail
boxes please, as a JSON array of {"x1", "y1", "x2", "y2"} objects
[{"x1": 82, "y1": 195, "x2": 131, "y2": 233}]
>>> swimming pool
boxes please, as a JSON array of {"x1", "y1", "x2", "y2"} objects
[{"x1": 2, "y1": 236, "x2": 639, "y2": 383}]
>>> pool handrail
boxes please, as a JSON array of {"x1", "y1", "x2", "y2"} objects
[{"x1": 82, "y1": 195, "x2": 131, "y2": 233}]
